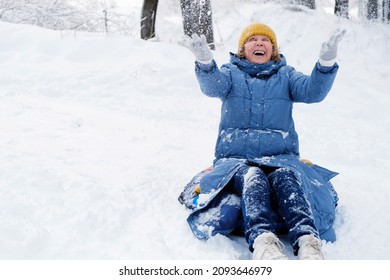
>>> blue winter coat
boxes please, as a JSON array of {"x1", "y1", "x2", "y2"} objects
[{"x1": 179, "y1": 54, "x2": 339, "y2": 242}]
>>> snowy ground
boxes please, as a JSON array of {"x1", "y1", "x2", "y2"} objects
[{"x1": 0, "y1": 0, "x2": 390, "y2": 260}]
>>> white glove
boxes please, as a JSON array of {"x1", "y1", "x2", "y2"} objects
[
  {"x1": 180, "y1": 34, "x2": 213, "y2": 64},
  {"x1": 319, "y1": 29, "x2": 346, "y2": 67}
]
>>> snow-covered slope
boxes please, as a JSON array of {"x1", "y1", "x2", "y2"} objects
[{"x1": 0, "y1": 0, "x2": 389, "y2": 259}]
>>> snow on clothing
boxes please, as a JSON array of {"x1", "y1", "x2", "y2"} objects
[
  {"x1": 231, "y1": 165, "x2": 321, "y2": 253},
  {"x1": 179, "y1": 53, "x2": 339, "y2": 252}
]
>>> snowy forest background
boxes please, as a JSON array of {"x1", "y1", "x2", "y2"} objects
[
  {"x1": 0, "y1": 0, "x2": 389, "y2": 36},
  {"x1": 0, "y1": 0, "x2": 390, "y2": 260}
]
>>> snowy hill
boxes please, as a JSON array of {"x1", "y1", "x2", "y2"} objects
[{"x1": 1, "y1": 0, "x2": 390, "y2": 260}]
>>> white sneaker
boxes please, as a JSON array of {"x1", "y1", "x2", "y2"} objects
[
  {"x1": 297, "y1": 234, "x2": 324, "y2": 260},
  {"x1": 253, "y1": 232, "x2": 289, "y2": 260}
]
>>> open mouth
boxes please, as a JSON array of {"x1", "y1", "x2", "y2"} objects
[{"x1": 253, "y1": 50, "x2": 265, "y2": 56}]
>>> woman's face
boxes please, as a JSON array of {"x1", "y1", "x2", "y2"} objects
[{"x1": 244, "y1": 35, "x2": 273, "y2": 64}]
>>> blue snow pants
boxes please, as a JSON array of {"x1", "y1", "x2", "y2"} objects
[{"x1": 229, "y1": 165, "x2": 320, "y2": 254}]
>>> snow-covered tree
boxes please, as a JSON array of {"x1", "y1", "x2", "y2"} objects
[
  {"x1": 180, "y1": 0, "x2": 215, "y2": 50},
  {"x1": 358, "y1": 0, "x2": 389, "y2": 21},
  {"x1": 139, "y1": 0, "x2": 215, "y2": 49},
  {"x1": 335, "y1": 0, "x2": 349, "y2": 18},
  {"x1": 383, "y1": 0, "x2": 390, "y2": 21},
  {"x1": 0, "y1": 0, "x2": 129, "y2": 34},
  {"x1": 367, "y1": 0, "x2": 379, "y2": 19},
  {"x1": 293, "y1": 0, "x2": 315, "y2": 9}
]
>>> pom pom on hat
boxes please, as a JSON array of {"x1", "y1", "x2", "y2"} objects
[{"x1": 237, "y1": 23, "x2": 278, "y2": 53}]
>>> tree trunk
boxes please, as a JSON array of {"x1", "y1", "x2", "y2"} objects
[
  {"x1": 367, "y1": 0, "x2": 379, "y2": 19},
  {"x1": 335, "y1": 0, "x2": 349, "y2": 18},
  {"x1": 295, "y1": 0, "x2": 316, "y2": 9},
  {"x1": 180, "y1": 0, "x2": 215, "y2": 50},
  {"x1": 384, "y1": 0, "x2": 390, "y2": 21},
  {"x1": 141, "y1": 0, "x2": 158, "y2": 40}
]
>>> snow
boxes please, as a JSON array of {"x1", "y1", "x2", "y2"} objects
[{"x1": 1, "y1": 0, "x2": 390, "y2": 260}]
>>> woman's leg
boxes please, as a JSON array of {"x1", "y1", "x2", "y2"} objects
[
  {"x1": 268, "y1": 168, "x2": 319, "y2": 254},
  {"x1": 230, "y1": 165, "x2": 275, "y2": 250}
]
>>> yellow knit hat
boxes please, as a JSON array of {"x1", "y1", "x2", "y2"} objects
[{"x1": 237, "y1": 23, "x2": 278, "y2": 53}]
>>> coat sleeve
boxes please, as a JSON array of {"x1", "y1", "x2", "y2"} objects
[
  {"x1": 194, "y1": 60, "x2": 232, "y2": 99},
  {"x1": 288, "y1": 62, "x2": 339, "y2": 103}
]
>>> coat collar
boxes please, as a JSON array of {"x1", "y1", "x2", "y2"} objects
[{"x1": 229, "y1": 53, "x2": 286, "y2": 78}]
